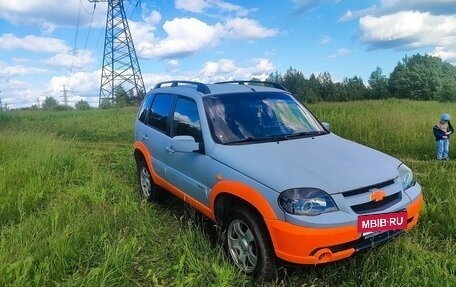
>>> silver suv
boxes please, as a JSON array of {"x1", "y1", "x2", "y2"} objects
[{"x1": 133, "y1": 80, "x2": 423, "y2": 281}]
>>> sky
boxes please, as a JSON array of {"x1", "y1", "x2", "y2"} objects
[{"x1": 1, "y1": 0, "x2": 456, "y2": 109}]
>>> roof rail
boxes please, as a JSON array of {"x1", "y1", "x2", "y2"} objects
[
  {"x1": 214, "y1": 80, "x2": 288, "y2": 91},
  {"x1": 153, "y1": 81, "x2": 211, "y2": 94}
]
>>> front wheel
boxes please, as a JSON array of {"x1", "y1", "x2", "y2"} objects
[{"x1": 223, "y1": 205, "x2": 277, "y2": 282}]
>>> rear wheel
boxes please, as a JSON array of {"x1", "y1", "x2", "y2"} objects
[
  {"x1": 136, "y1": 158, "x2": 163, "y2": 202},
  {"x1": 223, "y1": 205, "x2": 277, "y2": 282}
]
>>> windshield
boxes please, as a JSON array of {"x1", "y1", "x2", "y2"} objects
[{"x1": 204, "y1": 92, "x2": 327, "y2": 144}]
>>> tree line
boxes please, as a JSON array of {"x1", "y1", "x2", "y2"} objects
[
  {"x1": 35, "y1": 86, "x2": 141, "y2": 111},
  {"x1": 265, "y1": 53, "x2": 456, "y2": 103},
  {"x1": 10, "y1": 52, "x2": 455, "y2": 112}
]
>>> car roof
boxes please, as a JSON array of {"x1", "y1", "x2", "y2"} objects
[{"x1": 150, "y1": 80, "x2": 288, "y2": 97}]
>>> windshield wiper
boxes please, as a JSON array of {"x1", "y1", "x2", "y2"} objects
[
  {"x1": 226, "y1": 135, "x2": 288, "y2": 145},
  {"x1": 284, "y1": 131, "x2": 327, "y2": 139}
]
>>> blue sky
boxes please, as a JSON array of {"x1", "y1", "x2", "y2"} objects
[{"x1": 1, "y1": 0, "x2": 456, "y2": 108}]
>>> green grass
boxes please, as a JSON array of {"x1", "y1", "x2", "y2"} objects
[{"x1": 1, "y1": 100, "x2": 455, "y2": 286}]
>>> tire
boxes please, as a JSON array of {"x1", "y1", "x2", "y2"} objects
[
  {"x1": 223, "y1": 205, "x2": 278, "y2": 282},
  {"x1": 136, "y1": 158, "x2": 163, "y2": 202}
]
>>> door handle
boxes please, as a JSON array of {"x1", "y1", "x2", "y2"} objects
[
  {"x1": 166, "y1": 146, "x2": 175, "y2": 154},
  {"x1": 142, "y1": 135, "x2": 149, "y2": 142}
]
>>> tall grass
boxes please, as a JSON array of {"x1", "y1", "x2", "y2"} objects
[{"x1": 1, "y1": 101, "x2": 455, "y2": 286}]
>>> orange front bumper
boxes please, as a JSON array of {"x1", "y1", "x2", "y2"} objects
[{"x1": 266, "y1": 194, "x2": 424, "y2": 265}]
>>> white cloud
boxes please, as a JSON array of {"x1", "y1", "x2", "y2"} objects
[
  {"x1": 340, "y1": 0, "x2": 456, "y2": 21},
  {"x1": 167, "y1": 59, "x2": 180, "y2": 73},
  {"x1": 41, "y1": 50, "x2": 96, "y2": 70},
  {"x1": 0, "y1": 0, "x2": 106, "y2": 31},
  {"x1": 340, "y1": 1, "x2": 456, "y2": 64},
  {"x1": 0, "y1": 77, "x2": 46, "y2": 109},
  {"x1": 359, "y1": 11, "x2": 456, "y2": 51},
  {"x1": 131, "y1": 14, "x2": 278, "y2": 59},
  {"x1": 200, "y1": 59, "x2": 239, "y2": 78},
  {"x1": 213, "y1": 0, "x2": 249, "y2": 17},
  {"x1": 0, "y1": 64, "x2": 48, "y2": 78},
  {"x1": 318, "y1": 34, "x2": 331, "y2": 45},
  {"x1": 175, "y1": 0, "x2": 248, "y2": 16},
  {"x1": 430, "y1": 46, "x2": 456, "y2": 63},
  {"x1": 197, "y1": 58, "x2": 275, "y2": 82},
  {"x1": 143, "y1": 10, "x2": 162, "y2": 26},
  {"x1": 135, "y1": 17, "x2": 224, "y2": 59},
  {"x1": 328, "y1": 48, "x2": 350, "y2": 59},
  {"x1": 292, "y1": 0, "x2": 340, "y2": 15},
  {"x1": 0, "y1": 34, "x2": 69, "y2": 53},
  {"x1": 175, "y1": 0, "x2": 210, "y2": 13},
  {"x1": 224, "y1": 18, "x2": 279, "y2": 39},
  {"x1": 48, "y1": 70, "x2": 102, "y2": 106}
]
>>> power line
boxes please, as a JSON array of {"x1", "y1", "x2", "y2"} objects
[
  {"x1": 79, "y1": 2, "x2": 97, "y2": 73},
  {"x1": 79, "y1": 0, "x2": 94, "y2": 14}
]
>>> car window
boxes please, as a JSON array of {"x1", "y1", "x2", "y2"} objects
[
  {"x1": 172, "y1": 97, "x2": 202, "y2": 142},
  {"x1": 204, "y1": 92, "x2": 326, "y2": 144},
  {"x1": 138, "y1": 94, "x2": 155, "y2": 123},
  {"x1": 148, "y1": 93, "x2": 174, "y2": 134}
]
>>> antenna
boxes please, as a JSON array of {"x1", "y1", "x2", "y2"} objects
[{"x1": 88, "y1": 0, "x2": 145, "y2": 107}]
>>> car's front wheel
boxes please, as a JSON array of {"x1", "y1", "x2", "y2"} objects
[
  {"x1": 223, "y1": 205, "x2": 277, "y2": 282},
  {"x1": 136, "y1": 158, "x2": 163, "y2": 202}
]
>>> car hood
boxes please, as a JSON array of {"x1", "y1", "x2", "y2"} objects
[{"x1": 210, "y1": 133, "x2": 401, "y2": 194}]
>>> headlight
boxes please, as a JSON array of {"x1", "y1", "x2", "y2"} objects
[
  {"x1": 278, "y1": 188, "x2": 338, "y2": 216},
  {"x1": 398, "y1": 164, "x2": 416, "y2": 190}
]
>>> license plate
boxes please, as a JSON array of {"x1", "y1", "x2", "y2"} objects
[{"x1": 358, "y1": 211, "x2": 407, "y2": 233}]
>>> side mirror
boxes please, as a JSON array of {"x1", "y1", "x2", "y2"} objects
[
  {"x1": 171, "y1": 135, "x2": 199, "y2": 153},
  {"x1": 322, "y1": 122, "x2": 331, "y2": 132}
]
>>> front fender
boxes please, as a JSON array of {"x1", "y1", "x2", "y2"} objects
[{"x1": 210, "y1": 180, "x2": 278, "y2": 220}]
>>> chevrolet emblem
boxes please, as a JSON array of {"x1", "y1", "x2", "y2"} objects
[{"x1": 370, "y1": 190, "x2": 386, "y2": 202}]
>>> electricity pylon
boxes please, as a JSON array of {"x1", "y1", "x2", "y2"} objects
[{"x1": 89, "y1": 0, "x2": 145, "y2": 106}]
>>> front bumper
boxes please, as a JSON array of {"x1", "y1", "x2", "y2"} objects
[{"x1": 266, "y1": 193, "x2": 423, "y2": 265}]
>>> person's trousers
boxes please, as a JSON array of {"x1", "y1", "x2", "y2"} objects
[{"x1": 437, "y1": 139, "x2": 449, "y2": 159}]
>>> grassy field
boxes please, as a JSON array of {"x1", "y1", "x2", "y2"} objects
[{"x1": 0, "y1": 100, "x2": 455, "y2": 286}]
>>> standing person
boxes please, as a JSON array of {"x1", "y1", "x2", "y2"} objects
[{"x1": 433, "y1": 113, "x2": 454, "y2": 160}]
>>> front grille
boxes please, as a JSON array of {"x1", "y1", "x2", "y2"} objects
[
  {"x1": 351, "y1": 192, "x2": 401, "y2": 214},
  {"x1": 342, "y1": 179, "x2": 395, "y2": 197}
]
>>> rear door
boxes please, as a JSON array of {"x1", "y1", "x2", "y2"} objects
[{"x1": 139, "y1": 93, "x2": 175, "y2": 179}]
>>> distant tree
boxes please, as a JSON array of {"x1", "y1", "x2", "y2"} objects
[
  {"x1": 318, "y1": 72, "x2": 336, "y2": 101},
  {"x1": 115, "y1": 85, "x2": 129, "y2": 107},
  {"x1": 340, "y1": 76, "x2": 367, "y2": 101},
  {"x1": 99, "y1": 98, "x2": 113, "y2": 109},
  {"x1": 280, "y1": 67, "x2": 306, "y2": 102},
  {"x1": 131, "y1": 89, "x2": 145, "y2": 105},
  {"x1": 266, "y1": 71, "x2": 281, "y2": 83},
  {"x1": 42, "y1": 96, "x2": 59, "y2": 109},
  {"x1": 304, "y1": 73, "x2": 321, "y2": 103},
  {"x1": 368, "y1": 67, "x2": 390, "y2": 99},
  {"x1": 75, "y1": 99, "x2": 91, "y2": 110},
  {"x1": 437, "y1": 78, "x2": 456, "y2": 102},
  {"x1": 53, "y1": 105, "x2": 73, "y2": 111},
  {"x1": 388, "y1": 54, "x2": 456, "y2": 100}
]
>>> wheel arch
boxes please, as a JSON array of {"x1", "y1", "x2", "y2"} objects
[
  {"x1": 211, "y1": 180, "x2": 278, "y2": 224},
  {"x1": 134, "y1": 141, "x2": 149, "y2": 165}
]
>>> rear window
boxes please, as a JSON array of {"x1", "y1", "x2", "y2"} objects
[
  {"x1": 138, "y1": 94, "x2": 154, "y2": 123},
  {"x1": 148, "y1": 93, "x2": 174, "y2": 134}
]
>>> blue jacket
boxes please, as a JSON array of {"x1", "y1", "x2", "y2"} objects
[{"x1": 433, "y1": 121, "x2": 454, "y2": 141}]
